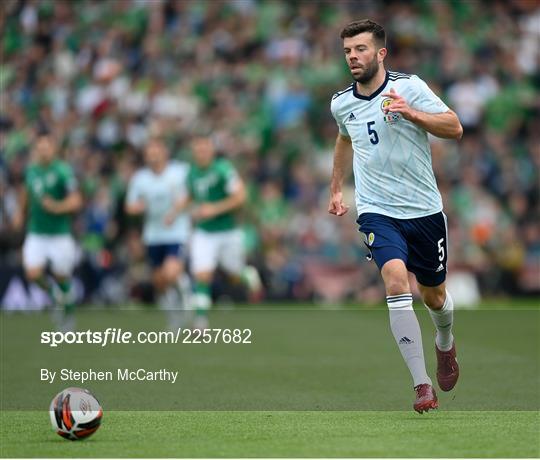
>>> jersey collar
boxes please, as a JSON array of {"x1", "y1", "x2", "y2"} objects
[{"x1": 352, "y1": 71, "x2": 389, "y2": 101}]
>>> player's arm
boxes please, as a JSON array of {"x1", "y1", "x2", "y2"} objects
[
  {"x1": 407, "y1": 109, "x2": 462, "y2": 140},
  {"x1": 41, "y1": 166, "x2": 83, "y2": 215},
  {"x1": 163, "y1": 194, "x2": 192, "y2": 226},
  {"x1": 193, "y1": 180, "x2": 246, "y2": 221},
  {"x1": 125, "y1": 175, "x2": 146, "y2": 215},
  {"x1": 328, "y1": 133, "x2": 353, "y2": 216},
  {"x1": 382, "y1": 88, "x2": 463, "y2": 139},
  {"x1": 41, "y1": 191, "x2": 82, "y2": 214},
  {"x1": 125, "y1": 199, "x2": 146, "y2": 215},
  {"x1": 12, "y1": 187, "x2": 27, "y2": 230}
]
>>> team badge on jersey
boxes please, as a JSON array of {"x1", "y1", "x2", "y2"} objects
[
  {"x1": 381, "y1": 98, "x2": 401, "y2": 124},
  {"x1": 368, "y1": 232, "x2": 375, "y2": 246}
]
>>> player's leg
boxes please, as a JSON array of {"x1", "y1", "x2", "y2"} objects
[
  {"x1": 159, "y1": 249, "x2": 192, "y2": 330},
  {"x1": 418, "y1": 282, "x2": 454, "y2": 351},
  {"x1": 22, "y1": 234, "x2": 53, "y2": 299},
  {"x1": 147, "y1": 245, "x2": 177, "y2": 309},
  {"x1": 406, "y1": 212, "x2": 459, "y2": 392},
  {"x1": 418, "y1": 282, "x2": 458, "y2": 392},
  {"x1": 380, "y1": 259, "x2": 432, "y2": 389},
  {"x1": 190, "y1": 230, "x2": 219, "y2": 329},
  {"x1": 219, "y1": 229, "x2": 263, "y2": 302},
  {"x1": 358, "y1": 213, "x2": 436, "y2": 413},
  {"x1": 147, "y1": 245, "x2": 172, "y2": 309},
  {"x1": 162, "y1": 252, "x2": 191, "y2": 307},
  {"x1": 191, "y1": 271, "x2": 213, "y2": 330},
  {"x1": 49, "y1": 235, "x2": 78, "y2": 331},
  {"x1": 160, "y1": 247, "x2": 187, "y2": 301}
]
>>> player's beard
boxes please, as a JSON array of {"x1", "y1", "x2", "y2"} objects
[{"x1": 352, "y1": 55, "x2": 379, "y2": 84}]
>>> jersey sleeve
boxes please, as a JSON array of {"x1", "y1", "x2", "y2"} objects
[
  {"x1": 409, "y1": 75, "x2": 449, "y2": 114},
  {"x1": 220, "y1": 160, "x2": 241, "y2": 194},
  {"x1": 330, "y1": 96, "x2": 349, "y2": 137},
  {"x1": 126, "y1": 172, "x2": 144, "y2": 205}
]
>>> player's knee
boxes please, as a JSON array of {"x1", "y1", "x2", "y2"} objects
[
  {"x1": 25, "y1": 267, "x2": 43, "y2": 282},
  {"x1": 381, "y1": 263, "x2": 409, "y2": 295},
  {"x1": 194, "y1": 271, "x2": 213, "y2": 284},
  {"x1": 422, "y1": 288, "x2": 446, "y2": 310},
  {"x1": 162, "y1": 261, "x2": 182, "y2": 283},
  {"x1": 152, "y1": 270, "x2": 167, "y2": 290},
  {"x1": 381, "y1": 259, "x2": 409, "y2": 295},
  {"x1": 52, "y1": 272, "x2": 69, "y2": 282},
  {"x1": 385, "y1": 279, "x2": 410, "y2": 296},
  {"x1": 226, "y1": 272, "x2": 242, "y2": 285}
]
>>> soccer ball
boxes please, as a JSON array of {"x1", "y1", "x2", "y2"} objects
[{"x1": 49, "y1": 387, "x2": 103, "y2": 440}]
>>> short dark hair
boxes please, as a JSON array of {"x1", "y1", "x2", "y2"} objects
[{"x1": 340, "y1": 20, "x2": 386, "y2": 48}]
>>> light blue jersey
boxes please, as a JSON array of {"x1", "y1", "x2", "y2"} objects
[
  {"x1": 126, "y1": 161, "x2": 190, "y2": 244},
  {"x1": 331, "y1": 71, "x2": 449, "y2": 219}
]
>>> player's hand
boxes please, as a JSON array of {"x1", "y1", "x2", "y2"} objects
[
  {"x1": 192, "y1": 203, "x2": 218, "y2": 221},
  {"x1": 125, "y1": 200, "x2": 146, "y2": 216},
  {"x1": 41, "y1": 196, "x2": 61, "y2": 214},
  {"x1": 11, "y1": 211, "x2": 24, "y2": 230},
  {"x1": 328, "y1": 192, "x2": 349, "y2": 216},
  {"x1": 163, "y1": 210, "x2": 176, "y2": 226},
  {"x1": 381, "y1": 88, "x2": 417, "y2": 121}
]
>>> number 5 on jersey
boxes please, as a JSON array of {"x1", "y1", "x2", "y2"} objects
[{"x1": 367, "y1": 121, "x2": 379, "y2": 145}]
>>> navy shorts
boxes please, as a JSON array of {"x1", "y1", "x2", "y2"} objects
[
  {"x1": 146, "y1": 243, "x2": 185, "y2": 268},
  {"x1": 357, "y1": 212, "x2": 448, "y2": 287}
]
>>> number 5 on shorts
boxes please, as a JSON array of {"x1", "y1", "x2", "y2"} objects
[{"x1": 437, "y1": 238, "x2": 445, "y2": 262}]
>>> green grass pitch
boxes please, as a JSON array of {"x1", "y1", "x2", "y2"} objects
[
  {"x1": 0, "y1": 410, "x2": 538, "y2": 457},
  {"x1": 1, "y1": 301, "x2": 539, "y2": 457}
]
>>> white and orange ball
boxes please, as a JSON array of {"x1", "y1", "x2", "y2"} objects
[{"x1": 49, "y1": 387, "x2": 103, "y2": 441}]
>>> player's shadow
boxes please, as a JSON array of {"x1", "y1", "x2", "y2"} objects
[
  {"x1": 38, "y1": 438, "x2": 105, "y2": 444},
  {"x1": 404, "y1": 411, "x2": 473, "y2": 421}
]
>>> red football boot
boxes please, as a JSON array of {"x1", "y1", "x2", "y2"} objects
[
  {"x1": 413, "y1": 384, "x2": 438, "y2": 414},
  {"x1": 436, "y1": 342, "x2": 459, "y2": 391}
]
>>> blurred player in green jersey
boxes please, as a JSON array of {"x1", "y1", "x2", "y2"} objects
[
  {"x1": 166, "y1": 134, "x2": 262, "y2": 329},
  {"x1": 15, "y1": 131, "x2": 82, "y2": 330}
]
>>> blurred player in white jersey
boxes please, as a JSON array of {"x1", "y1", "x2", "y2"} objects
[
  {"x1": 125, "y1": 138, "x2": 191, "y2": 329},
  {"x1": 328, "y1": 20, "x2": 463, "y2": 413}
]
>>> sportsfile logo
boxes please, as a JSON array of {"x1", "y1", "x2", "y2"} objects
[
  {"x1": 40, "y1": 328, "x2": 253, "y2": 347},
  {"x1": 41, "y1": 328, "x2": 140, "y2": 347}
]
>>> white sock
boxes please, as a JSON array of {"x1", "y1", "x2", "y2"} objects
[
  {"x1": 425, "y1": 290, "x2": 454, "y2": 352},
  {"x1": 192, "y1": 292, "x2": 211, "y2": 330},
  {"x1": 193, "y1": 292, "x2": 211, "y2": 311},
  {"x1": 159, "y1": 286, "x2": 192, "y2": 331},
  {"x1": 175, "y1": 274, "x2": 192, "y2": 309},
  {"x1": 158, "y1": 288, "x2": 177, "y2": 309},
  {"x1": 387, "y1": 294, "x2": 431, "y2": 388}
]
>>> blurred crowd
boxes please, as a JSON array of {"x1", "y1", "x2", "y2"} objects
[{"x1": 1, "y1": 0, "x2": 539, "y2": 305}]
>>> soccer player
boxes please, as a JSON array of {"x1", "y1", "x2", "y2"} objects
[
  {"x1": 125, "y1": 137, "x2": 191, "y2": 328},
  {"x1": 165, "y1": 134, "x2": 262, "y2": 330},
  {"x1": 328, "y1": 20, "x2": 463, "y2": 413},
  {"x1": 16, "y1": 131, "x2": 82, "y2": 331}
]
